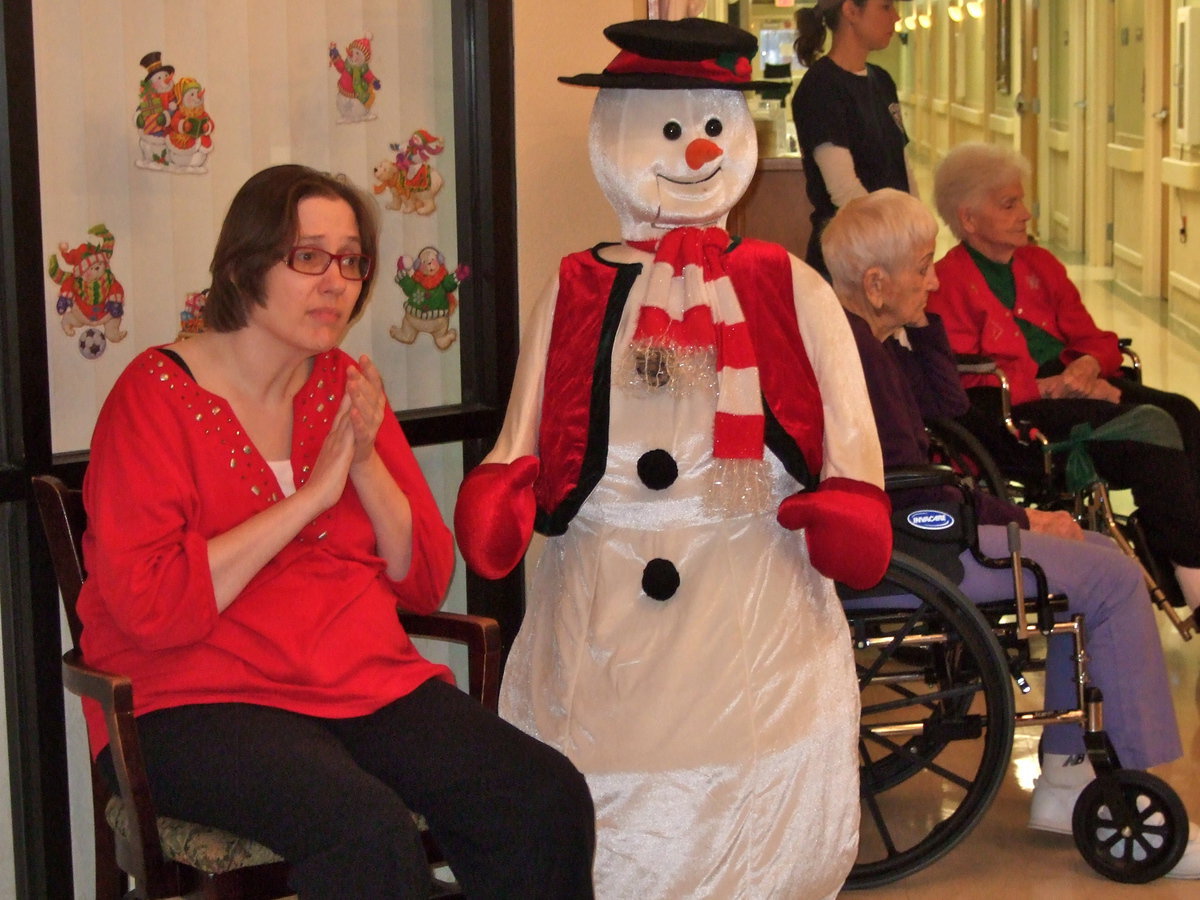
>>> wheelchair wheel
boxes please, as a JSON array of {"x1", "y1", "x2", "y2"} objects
[
  {"x1": 926, "y1": 416, "x2": 1012, "y2": 503},
  {"x1": 844, "y1": 552, "x2": 1016, "y2": 889},
  {"x1": 1072, "y1": 770, "x2": 1188, "y2": 883}
]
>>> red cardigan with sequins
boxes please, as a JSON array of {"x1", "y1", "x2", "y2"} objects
[{"x1": 77, "y1": 348, "x2": 455, "y2": 758}]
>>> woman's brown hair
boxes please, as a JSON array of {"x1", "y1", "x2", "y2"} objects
[
  {"x1": 205, "y1": 165, "x2": 380, "y2": 333},
  {"x1": 794, "y1": 0, "x2": 867, "y2": 67}
]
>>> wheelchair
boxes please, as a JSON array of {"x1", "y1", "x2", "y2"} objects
[
  {"x1": 924, "y1": 346, "x2": 1197, "y2": 642},
  {"x1": 839, "y1": 467, "x2": 1190, "y2": 888}
]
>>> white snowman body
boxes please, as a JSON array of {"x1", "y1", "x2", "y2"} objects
[{"x1": 490, "y1": 80, "x2": 880, "y2": 899}]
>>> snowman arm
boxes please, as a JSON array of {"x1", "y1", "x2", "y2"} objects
[
  {"x1": 454, "y1": 275, "x2": 558, "y2": 578},
  {"x1": 788, "y1": 257, "x2": 883, "y2": 488},
  {"x1": 481, "y1": 273, "x2": 558, "y2": 464},
  {"x1": 777, "y1": 256, "x2": 891, "y2": 589}
]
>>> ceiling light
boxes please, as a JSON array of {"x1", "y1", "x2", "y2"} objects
[
  {"x1": 948, "y1": 1, "x2": 965, "y2": 23},
  {"x1": 966, "y1": 0, "x2": 984, "y2": 18}
]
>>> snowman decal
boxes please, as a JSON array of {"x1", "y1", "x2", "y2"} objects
[
  {"x1": 48, "y1": 223, "x2": 128, "y2": 357},
  {"x1": 389, "y1": 246, "x2": 469, "y2": 350},
  {"x1": 328, "y1": 34, "x2": 381, "y2": 123},
  {"x1": 454, "y1": 19, "x2": 889, "y2": 899}
]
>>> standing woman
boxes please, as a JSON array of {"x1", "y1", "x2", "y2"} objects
[
  {"x1": 78, "y1": 165, "x2": 595, "y2": 899},
  {"x1": 792, "y1": 0, "x2": 912, "y2": 279}
]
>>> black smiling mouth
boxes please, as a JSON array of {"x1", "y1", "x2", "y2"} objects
[{"x1": 657, "y1": 167, "x2": 721, "y2": 186}]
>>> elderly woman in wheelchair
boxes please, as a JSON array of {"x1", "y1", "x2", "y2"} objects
[
  {"x1": 926, "y1": 141, "x2": 1200, "y2": 619},
  {"x1": 823, "y1": 188, "x2": 1199, "y2": 880}
]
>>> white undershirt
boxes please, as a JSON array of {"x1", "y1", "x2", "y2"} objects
[
  {"x1": 812, "y1": 144, "x2": 921, "y2": 208},
  {"x1": 267, "y1": 459, "x2": 297, "y2": 498}
]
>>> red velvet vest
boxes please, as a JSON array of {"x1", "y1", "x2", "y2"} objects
[{"x1": 534, "y1": 238, "x2": 825, "y2": 536}]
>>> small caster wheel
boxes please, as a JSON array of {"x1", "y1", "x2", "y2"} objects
[{"x1": 1072, "y1": 769, "x2": 1188, "y2": 883}]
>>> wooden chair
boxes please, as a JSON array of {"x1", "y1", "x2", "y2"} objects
[{"x1": 31, "y1": 474, "x2": 502, "y2": 900}]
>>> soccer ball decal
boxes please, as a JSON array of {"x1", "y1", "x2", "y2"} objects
[{"x1": 77, "y1": 327, "x2": 107, "y2": 360}]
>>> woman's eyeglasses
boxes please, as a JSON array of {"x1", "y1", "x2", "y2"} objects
[{"x1": 284, "y1": 247, "x2": 373, "y2": 281}]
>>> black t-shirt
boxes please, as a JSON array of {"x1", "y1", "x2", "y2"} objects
[{"x1": 792, "y1": 56, "x2": 910, "y2": 275}]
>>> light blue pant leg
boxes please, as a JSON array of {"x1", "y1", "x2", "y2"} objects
[{"x1": 957, "y1": 527, "x2": 1182, "y2": 770}]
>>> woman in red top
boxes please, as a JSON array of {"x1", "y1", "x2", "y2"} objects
[
  {"x1": 79, "y1": 165, "x2": 594, "y2": 898},
  {"x1": 926, "y1": 141, "x2": 1200, "y2": 618}
]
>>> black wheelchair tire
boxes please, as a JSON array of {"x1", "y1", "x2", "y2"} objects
[
  {"x1": 845, "y1": 552, "x2": 1016, "y2": 889},
  {"x1": 1072, "y1": 769, "x2": 1188, "y2": 884}
]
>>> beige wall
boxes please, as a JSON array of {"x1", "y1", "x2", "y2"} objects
[{"x1": 513, "y1": 0, "x2": 644, "y2": 319}]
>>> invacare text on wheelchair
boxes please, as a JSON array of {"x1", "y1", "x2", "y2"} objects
[{"x1": 840, "y1": 466, "x2": 1190, "y2": 888}]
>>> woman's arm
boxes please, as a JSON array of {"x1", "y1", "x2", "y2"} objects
[
  {"x1": 201, "y1": 391, "x2": 360, "y2": 610},
  {"x1": 84, "y1": 358, "x2": 355, "y2": 646},
  {"x1": 812, "y1": 143, "x2": 868, "y2": 208},
  {"x1": 898, "y1": 317, "x2": 971, "y2": 420},
  {"x1": 339, "y1": 357, "x2": 416, "y2": 582}
]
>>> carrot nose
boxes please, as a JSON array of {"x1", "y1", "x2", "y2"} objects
[{"x1": 685, "y1": 138, "x2": 723, "y2": 170}]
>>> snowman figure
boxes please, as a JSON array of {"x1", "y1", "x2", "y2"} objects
[{"x1": 455, "y1": 19, "x2": 890, "y2": 899}]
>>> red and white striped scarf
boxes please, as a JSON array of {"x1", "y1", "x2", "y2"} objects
[{"x1": 625, "y1": 226, "x2": 770, "y2": 510}]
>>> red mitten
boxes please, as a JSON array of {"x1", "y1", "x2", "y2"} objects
[
  {"x1": 777, "y1": 477, "x2": 892, "y2": 590},
  {"x1": 454, "y1": 456, "x2": 540, "y2": 579}
]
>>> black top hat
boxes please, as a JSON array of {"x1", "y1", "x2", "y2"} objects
[
  {"x1": 139, "y1": 51, "x2": 175, "y2": 78},
  {"x1": 559, "y1": 18, "x2": 777, "y2": 91}
]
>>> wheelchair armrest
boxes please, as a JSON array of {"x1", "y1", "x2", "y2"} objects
[
  {"x1": 884, "y1": 464, "x2": 959, "y2": 494},
  {"x1": 954, "y1": 353, "x2": 998, "y2": 375},
  {"x1": 399, "y1": 611, "x2": 502, "y2": 711},
  {"x1": 1117, "y1": 338, "x2": 1142, "y2": 383}
]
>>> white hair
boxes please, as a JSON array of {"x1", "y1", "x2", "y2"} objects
[
  {"x1": 933, "y1": 142, "x2": 1029, "y2": 240},
  {"x1": 822, "y1": 188, "x2": 938, "y2": 307}
]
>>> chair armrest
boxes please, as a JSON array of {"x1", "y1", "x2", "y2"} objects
[
  {"x1": 62, "y1": 648, "x2": 133, "y2": 711},
  {"x1": 61, "y1": 650, "x2": 169, "y2": 886},
  {"x1": 954, "y1": 353, "x2": 998, "y2": 375},
  {"x1": 399, "y1": 611, "x2": 502, "y2": 712},
  {"x1": 884, "y1": 465, "x2": 958, "y2": 494}
]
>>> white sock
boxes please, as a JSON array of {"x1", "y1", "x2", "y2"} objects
[
  {"x1": 1040, "y1": 752, "x2": 1095, "y2": 788},
  {"x1": 1175, "y1": 564, "x2": 1200, "y2": 613}
]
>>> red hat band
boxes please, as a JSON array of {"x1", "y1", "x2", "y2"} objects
[{"x1": 604, "y1": 50, "x2": 752, "y2": 86}]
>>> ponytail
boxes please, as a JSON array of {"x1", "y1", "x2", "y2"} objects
[
  {"x1": 793, "y1": 7, "x2": 828, "y2": 67},
  {"x1": 794, "y1": 1, "x2": 867, "y2": 67}
]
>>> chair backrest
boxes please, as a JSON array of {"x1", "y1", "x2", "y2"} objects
[{"x1": 31, "y1": 474, "x2": 87, "y2": 651}]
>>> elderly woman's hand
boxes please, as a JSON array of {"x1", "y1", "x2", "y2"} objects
[
  {"x1": 1059, "y1": 355, "x2": 1102, "y2": 397},
  {"x1": 1037, "y1": 355, "x2": 1120, "y2": 403},
  {"x1": 1026, "y1": 508, "x2": 1084, "y2": 541}
]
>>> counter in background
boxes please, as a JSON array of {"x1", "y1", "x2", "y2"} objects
[{"x1": 727, "y1": 154, "x2": 813, "y2": 261}]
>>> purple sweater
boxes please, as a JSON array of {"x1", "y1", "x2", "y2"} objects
[{"x1": 847, "y1": 310, "x2": 1028, "y2": 529}]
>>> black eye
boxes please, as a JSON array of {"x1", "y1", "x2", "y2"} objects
[
  {"x1": 705, "y1": 118, "x2": 723, "y2": 137},
  {"x1": 662, "y1": 121, "x2": 682, "y2": 140}
]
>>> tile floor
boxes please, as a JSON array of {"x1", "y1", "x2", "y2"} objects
[{"x1": 841, "y1": 262, "x2": 1200, "y2": 898}]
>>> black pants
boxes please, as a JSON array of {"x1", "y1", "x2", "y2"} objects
[
  {"x1": 964, "y1": 385, "x2": 1200, "y2": 568},
  {"x1": 99, "y1": 679, "x2": 595, "y2": 899}
]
